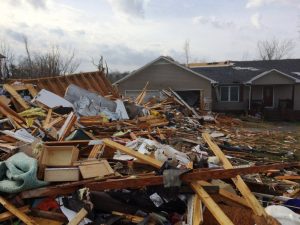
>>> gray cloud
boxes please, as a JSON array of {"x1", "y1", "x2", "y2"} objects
[
  {"x1": 107, "y1": 0, "x2": 150, "y2": 19},
  {"x1": 5, "y1": 29, "x2": 25, "y2": 43},
  {"x1": 8, "y1": 0, "x2": 47, "y2": 9},
  {"x1": 193, "y1": 16, "x2": 235, "y2": 29},
  {"x1": 49, "y1": 28, "x2": 65, "y2": 36}
]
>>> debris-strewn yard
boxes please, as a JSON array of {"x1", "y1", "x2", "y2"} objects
[{"x1": 0, "y1": 75, "x2": 299, "y2": 225}]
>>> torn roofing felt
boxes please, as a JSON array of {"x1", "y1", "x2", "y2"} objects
[{"x1": 7, "y1": 71, "x2": 119, "y2": 97}]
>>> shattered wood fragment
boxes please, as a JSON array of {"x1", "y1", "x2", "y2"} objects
[
  {"x1": 0, "y1": 196, "x2": 37, "y2": 225},
  {"x1": 3, "y1": 84, "x2": 30, "y2": 110},
  {"x1": 191, "y1": 182, "x2": 234, "y2": 225},
  {"x1": 31, "y1": 209, "x2": 68, "y2": 223},
  {"x1": 0, "y1": 205, "x2": 30, "y2": 222},
  {"x1": 112, "y1": 211, "x2": 144, "y2": 223},
  {"x1": 67, "y1": 208, "x2": 88, "y2": 225},
  {"x1": 58, "y1": 112, "x2": 77, "y2": 141},
  {"x1": 88, "y1": 144, "x2": 103, "y2": 158},
  {"x1": 102, "y1": 139, "x2": 163, "y2": 169},
  {"x1": 202, "y1": 133, "x2": 281, "y2": 225},
  {"x1": 192, "y1": 194, "x2": 203, "y2": 225},
  {"x1": 43, "y1": 109, "x2": 53, "y2": 129}
]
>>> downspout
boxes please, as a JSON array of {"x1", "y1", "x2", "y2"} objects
[{"x1": 245, "y1": 83, "x2": 251, "y2": 111}]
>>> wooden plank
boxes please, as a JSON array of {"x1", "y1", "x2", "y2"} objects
[
  {"x1": 3, "y1": 84, "x2": 30, "y2": 109},
  {"x1": 31, "y1": 216, "x2": 63, "y2": 225},
  {"x1": 67, "y1": 208, "x2": 87, "y2": 225},
  {"x1": 192, "y1": 194, "x2": 202, "y2": 225},
  {"x1": 43, "y1": 108, "x2": 53, "y2": 129},
  {"x1": 31, "y1": 209, "x2": 68, "y2": 223},
  {"x1": 26, "y1": 84, "x2": 38, "y2": 97},
  {"x1": 88, "y1": 144, "x2": 103, "y2": 158},
  {"x1": 202, "y1": 133, "x2": 280, "y2": 225},
  {"x1": 79, "y1": 160, "x2": 114, "y2": 179},
  {"x1": 0, "y1": 205, "x2": 30, "y2": 222},
  {"x1": 103, "y1": 139, "x2": 163, "y2": 169},
  {"x1": 275, "y1": 175, "x2": 300, "y2": 180},
  {"x1": 199, "y1": 181, "x2": 249, "y2": 208},
  {"x1": 0, "y1": 100, "x2": 25, "y2": 124},
  {"x1": 20, "y1": 163, "x2": 297, "y2": 199},
  {"x1": 58, "y1": 112, "x2": 77, "y2": 141},
  {"x1": 112, "y1": 211, "x2": 144, "y2": 223},
  {"x1": 191, "y1": 182, "x2": 234, "y2": 225},
  {"x1": 0, "y1": 196, "x2": 37, "y2": 225}
]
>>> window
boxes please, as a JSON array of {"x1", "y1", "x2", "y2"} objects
[{"x1": 220, "y1": 86, "x2": 239, "y2": 102}]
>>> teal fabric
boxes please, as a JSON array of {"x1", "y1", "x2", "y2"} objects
[{"x1": 0, "y1": 152, "x2": 47, "y2": 193}]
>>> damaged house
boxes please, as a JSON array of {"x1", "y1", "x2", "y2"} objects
[{"x1": 114, "y1": 56, "x2": 300, "y2": 120}]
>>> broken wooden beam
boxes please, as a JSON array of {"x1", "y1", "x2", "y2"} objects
[
  {"x1": 0, "y1": 196, "x2": 37, "y2": 225},
  {"x1": 102, "y1": 139, "x2": 163, "y2": 169}
]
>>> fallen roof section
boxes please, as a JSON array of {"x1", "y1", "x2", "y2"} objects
[{"x1": 7, "y1": 71, "x2": 119, "y2": 97}]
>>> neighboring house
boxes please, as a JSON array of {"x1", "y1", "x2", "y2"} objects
[
  {"x1": 114, "y1": 56, "x2": 216, "y2": 109},
  {"x1": 114, "y1": 56, "x2": 300, "y2": 119},
  {"x1": 0, "y1": 53, "x2": 6, "y2": 80}
]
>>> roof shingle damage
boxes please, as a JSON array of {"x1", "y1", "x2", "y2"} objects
[{"x1": 190, "y1": 59, "x2": 300, "y2": 84}]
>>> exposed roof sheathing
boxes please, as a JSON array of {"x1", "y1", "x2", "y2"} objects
[{"x1": 8, "y1": 71, "x2": 119, "y2": 97}]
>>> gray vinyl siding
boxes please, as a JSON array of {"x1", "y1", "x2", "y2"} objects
[
  {"x1": 117, "y1": 58, "x2": 212, "y2": 99},
  {"x1": 252, "y1": 71, "x2": 295, "y2": 85}
]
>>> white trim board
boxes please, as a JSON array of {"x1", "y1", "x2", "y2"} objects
[{"x1": 245, "y1": 69, "x2": 300, "y2": 84}]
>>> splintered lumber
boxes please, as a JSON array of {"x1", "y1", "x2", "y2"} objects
[
  {"x1": 0, "y1": 100, "x2": 25, "y2": 124},
  {"x1": 192, "y1": 194, "x2": 203, "y2": 225},
  {"x1": 102, "y1": 139, "x2": 163, "y2": 169},
  {"x1": 0, "y1": 196, "x2": 37, "y2": 225},
  {"x1": 3, "y1": 84, "x2": 30, "y2": 110},
  {"x1": 191, "y1": 182, "x2": 234, "y2": 225},
  {"x1": 58, "y1": 112, "x2": 77, "y2": 141},
  {"x1": 0, "y1": 205, "x2": 30, "y2": 222},
  {"x1": 86, "y1": 162, "x2": 297, "y2": 191},
  {"x1": 275, "y1": 175, "x2": 300, "y2": 180},
  {"x1": 25, "y1": 84, "x2": 38, "y2": 97},
  {"x1": 199, "y1": 181, "x2": 249, "y2": 208},
  {"x1": 202, "y1": 133, "x2": 281, "y2": 225},
  {"x1": 43, "y1": 109, "x2": 53, "y2": 129},
  {"x1": 67, "y1": 208, "x2": 87, "y2": 225},
  {"x1": 112, "y1": 211, "x2": 144, "y2": 223},
  {"x1": 135, "y1": 81, "x2": 149, "y2": 105},
  {"x1": 20, "y1": 163, "x2": 297, "y2": 199},
  {"x1": 88, "y1": 144, "x2": 103, "y2": 158}
]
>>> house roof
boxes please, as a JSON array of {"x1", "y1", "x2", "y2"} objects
[
  {"x1": 114, "y1": 56, "x2": 217, "y2": 85},
  {"x1": 191, "y1": 59, "x2": 300, "y2": 84},
  {"x1": 8, "y1": 71, "x2": 119, "y2": 97}
]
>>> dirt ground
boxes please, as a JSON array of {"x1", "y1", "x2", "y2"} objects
[{"x1": 213, "y1": 116, "x2": 300, "y2": 162}]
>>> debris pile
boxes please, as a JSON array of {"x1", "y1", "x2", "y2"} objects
[{"x1": 0, "y1": 74, "x2": 299, "y2": 225}]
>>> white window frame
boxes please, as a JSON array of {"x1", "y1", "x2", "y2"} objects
[{"x1": 220, "y1": 86, "x2": 240, "y2": 102}]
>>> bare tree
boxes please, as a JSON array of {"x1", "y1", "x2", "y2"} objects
[
  {"x1": 12, "y1": 37, "x2": 80, "y2": 78},
  {"x1": 257, "y1": 38, "x2": 295, "y2": 60},
  {"x1": 91, "y1": 55, "x2": 108, "y2": 75},
  {"x1": 183, "y1": 39, "x2": 191, "y2": 66}
]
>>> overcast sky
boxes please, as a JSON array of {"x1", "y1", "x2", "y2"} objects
[{"x1": 1, "y1": 0, "x2": 300, "y2": 72}]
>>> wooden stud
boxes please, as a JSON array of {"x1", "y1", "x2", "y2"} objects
[
  {"x1": 3, "y1": 84, "x2": 29, "y2": 109},
  {"x1": 67, "y1": 208, "x2": 87, "y2": 225},
  {"x1": 202, "y1": 133, "x2": 280, "y2": 225},
  {"x1": 103, "y1": 139, "x2": 163, "y2": 169},
  {"x1": 0, "y1": 205, "x2": 30, "y2": 222},
  {"x1": 192, "y1": 194, "x2": 203, "y2": 225},
  {"x1": 191, "y1": 182, "x2": 234, "y2": 225},
  {"x1": 0, "y1": 196, "x2": 37, "y2": 225}
]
